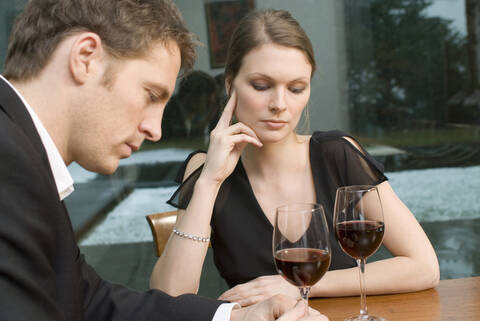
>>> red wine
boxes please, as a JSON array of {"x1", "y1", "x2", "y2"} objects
[
  {"x1": 335, "y1": 220, "x2": 385, "y2": 259},
  {"x1": 274, "y1": 248, "x2": 331, "y2": 287}
]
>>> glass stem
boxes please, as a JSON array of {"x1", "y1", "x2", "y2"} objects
[
  {"x1": 299, "y1": 287, "x2": 310, "y2": 316},
  {"x1": 357, "y1": 258, "x2": 368, "y2": 316}
]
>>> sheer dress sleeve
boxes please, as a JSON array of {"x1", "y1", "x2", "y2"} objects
[
  {"x1": 310, "y1": 130, "x2": 388, "y2": 188},
  {"x1": 167, "y1": 150, "x2": 206, "y2": 210},
  {"x1": 168, "y1": 133, "x2": 388, "y2": 210}
]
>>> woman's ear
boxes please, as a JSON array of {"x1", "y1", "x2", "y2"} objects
[{"x1": 69, "y1": 32, "x2": 104, "y2": 84}]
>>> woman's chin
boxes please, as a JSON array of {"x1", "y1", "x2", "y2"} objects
[{"x1": 256, "y1": 130, "x2": 292, "y2": 145}]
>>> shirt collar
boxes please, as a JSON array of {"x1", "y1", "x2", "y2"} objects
[{"x1": 0, "y1": 75, "x2": 74, "y2": 200}]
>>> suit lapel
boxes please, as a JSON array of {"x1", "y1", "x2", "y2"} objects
[{"x1": 0, "y1": 77, "x2": 55, "y2": 183}]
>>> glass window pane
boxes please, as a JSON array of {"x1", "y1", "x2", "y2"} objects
[{"x1": 1, "y1": 0, "x2": 478, "y2": 293}]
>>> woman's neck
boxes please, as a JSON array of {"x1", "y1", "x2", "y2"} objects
[{"x1": 241, "y1": 132, "x2": 309, "y2": 178}]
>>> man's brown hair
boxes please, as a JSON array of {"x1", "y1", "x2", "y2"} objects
[{"x1": 4, "y1": 0, "x2": 197, "y2": 81}]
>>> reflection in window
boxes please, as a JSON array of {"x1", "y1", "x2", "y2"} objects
[
  {"x1": 345, "y1": 0, "x2": 478, "y2": 169},
  {"x1": 162, "y1": 70, "x2": 223, "y2": 142}
]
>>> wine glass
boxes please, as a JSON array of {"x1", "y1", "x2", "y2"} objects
[
  {"x1": 334, "y1": 185, "x2": 385, "y2": 321},
  {"x1": 273, "y1": 203, "x2": 331, "y2": 315}
]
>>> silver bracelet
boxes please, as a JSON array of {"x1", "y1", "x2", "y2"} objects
[{"x1": 172, "y1": 228, "x2": 210, "y2": 242}]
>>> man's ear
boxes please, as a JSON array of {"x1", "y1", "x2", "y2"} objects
[{"x1": 69, "y1": 32, "x2": 104, "y2": 84}]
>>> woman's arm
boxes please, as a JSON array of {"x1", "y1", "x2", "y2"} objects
[
  {"x1": 218, "y1": 133, "x2": 440, "y2": 305},
  {"x1": 310, "y1": 180, "x2": 440, "y2": 297},
  {"x1": 219, "y1": 180, "x2": 439, "y2": 305},
  {"x1": 309, "y1": 137, "x2": 440, "y2": 296},
  {"x1": 150, "y1": 152, "x2": 214, "y2": 295},
  {"x1": 149, "y1": 90, "x2": 262, "y2": 295}
]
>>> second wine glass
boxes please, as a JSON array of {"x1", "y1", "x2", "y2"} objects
[
  {"x1": 273, "y1": 203, "x2": 331, "y2": 315},
  {"x1": 334, "y1": 185, "x2": 385, "y2": 321}
]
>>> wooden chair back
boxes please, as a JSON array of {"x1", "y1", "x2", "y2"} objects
[{"x1": 146, "y1": 210, "x2": 177, "y2": 257}]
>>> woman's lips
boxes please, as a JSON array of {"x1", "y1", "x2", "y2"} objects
[{"x1": 262, "y1": 120, "x2": 288, "y2": 129}]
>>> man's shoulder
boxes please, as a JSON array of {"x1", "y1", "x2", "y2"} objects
[
  {"x1": 0, "y1": 109, "x2": 51, "y2": 182},
  {"x1": 0, "y1": 108, "x2": 32, "y2": 155}
]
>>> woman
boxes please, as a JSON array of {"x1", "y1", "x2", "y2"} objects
[{"x1": 150, "y1": 9, "x2": 439, "y2": 306}]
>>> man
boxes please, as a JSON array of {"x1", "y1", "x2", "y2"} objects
[{"x1": 0, "y1": 0, "x2": 327, "y2": 320}]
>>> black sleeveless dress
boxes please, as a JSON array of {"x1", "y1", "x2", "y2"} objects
[{"x1": 167, "y1": 130, "x2": 388, "y2": 288}]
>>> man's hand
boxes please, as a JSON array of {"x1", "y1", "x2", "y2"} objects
[
  {"x1": 219, "y1": 275, "x2": 300, "y2": 307},
  {"x1": 230, "y1": 294, "x2": 328, "y2": 321}
]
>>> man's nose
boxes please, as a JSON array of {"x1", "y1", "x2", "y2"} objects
[{"x1": 140, "y1": 109, "x2": 163, "y2": 142}]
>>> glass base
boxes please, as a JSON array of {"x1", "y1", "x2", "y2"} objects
[{"x1": 344, "y1": 315, "x2": 386, "y2": 321}]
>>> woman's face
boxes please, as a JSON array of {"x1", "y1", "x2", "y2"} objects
[{"x1": 230, "y1": 43, "x2": 312, "y2": 143}]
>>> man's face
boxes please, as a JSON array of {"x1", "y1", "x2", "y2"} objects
[{"x1": 71, "y1": 40, "x2": 181, "y2": 174}]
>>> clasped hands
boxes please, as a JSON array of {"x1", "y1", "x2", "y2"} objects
[
  {"x1": 220, "y1": 275, "x2": 300, "y2": 307},
  {"x1": 230, "y1": 293, "x2": 328, "y2": 321}
]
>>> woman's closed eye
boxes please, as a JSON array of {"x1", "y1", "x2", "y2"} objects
[
  {"x1": 251, "y1": 82, "x2": 270, "y2": 91},
  {"x1": 289, "y1": 86, "x2": 306, "y2": 94}
]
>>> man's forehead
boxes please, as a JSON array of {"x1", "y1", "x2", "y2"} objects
[{"x1": 141, "y1": 41, "x2": 182, "y2": 96}]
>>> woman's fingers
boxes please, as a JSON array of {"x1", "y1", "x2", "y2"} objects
[
  {"x1": 201, "y1": 88, "x2": 263, "y2": 182},
  {"x1": 235, "y1": 294, "x2": 267, "y2": 307},
  {"x1": 306, "y1": 307, "x2": 322, "y2": 316},
  {"x1": 229, "y1": 133, "x2": 262, "y2": 148},
  {"x1": 218, "y1": 276, "x2": 272, "y2": 301},
  {"x1": 219, "y1": 280, "x2": 256, "y2": 299},
  {"x1": 218, "y1": 282, "x2": 266, "y2": 306},
  {"x1": 218, "y1": 289, "x2": 243, "y2": 302},
  {"x1": 216, "y1": 89, "x2": 237, "y2": 128},
  {"x1": 210, "y1": 87, "x2": 262, "y2": 148},
  {"x1": 277, "y1": 301, "x2": 329, "y2": 321},
  {"x1": 224, "y1": 122, "x2": 257, "y2": 138},
  {"x1": 219, "y1": 290, "x2": 250, "y2": 304},
  {"x1": 277, "y1": 300, "x2": 307, "y2": 321},
  {"x1": 214, "y1": 122, "x2": 262, "y2": 148}
]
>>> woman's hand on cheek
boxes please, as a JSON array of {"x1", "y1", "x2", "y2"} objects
[
  {"x1": 218, "y1": 275, "x2": 300, "y2": 307},
  {"x1": 201, "y1": 89, "x2": 262, "y2": 184}
]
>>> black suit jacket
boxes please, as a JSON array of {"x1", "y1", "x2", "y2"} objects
[{"x1": 0, "y1": 77, "x2": 222, "y2": 321}]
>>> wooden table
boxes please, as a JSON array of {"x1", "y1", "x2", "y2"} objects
[{"x1": 309, "y1": 277, "x2": 480, "y2": 321}]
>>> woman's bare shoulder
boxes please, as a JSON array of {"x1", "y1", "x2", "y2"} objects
[
  {"x1": 341, "y1": 136, "x2": 364, "y2": 154},
  {"x1": 183, "y1": 152, "x2": 207, "y2": 181}
]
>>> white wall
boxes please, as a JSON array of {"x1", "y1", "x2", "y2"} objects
[{"x1": 174, "y1": 0, "x2": 350, "y2": 132}]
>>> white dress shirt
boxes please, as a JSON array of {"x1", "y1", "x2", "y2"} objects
[{"x1": 1, "y1": 75, "x2": 236, "y2": 321}]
